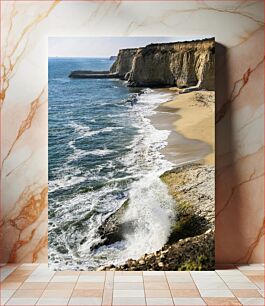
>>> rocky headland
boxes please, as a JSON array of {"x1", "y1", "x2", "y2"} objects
[
  {"x1": 96, "y1": 164, "x2": 215, "y2": 271},
  {"x1": 69, "y1": 38, "x2": 215, "y2": 91},
  {"x1": 68, "y1": 70, "x2": 119, "y2": 79}
]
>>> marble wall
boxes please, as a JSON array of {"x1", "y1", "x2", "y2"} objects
[{"x1": 1, "y1": 0, "x2": 264, "y2": 264}]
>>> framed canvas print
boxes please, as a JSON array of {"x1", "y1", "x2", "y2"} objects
[{"x1": 48, "y1": 37, "x2": 215, "y2": 271}]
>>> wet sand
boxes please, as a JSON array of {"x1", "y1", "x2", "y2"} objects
[{"x1": 151, "y1": 90, "x2": 215, "y2": 166}]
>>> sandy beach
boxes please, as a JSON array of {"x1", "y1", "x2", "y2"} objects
[{"x1": 153, "y1": 90, "x2": 215, "y2": 165}]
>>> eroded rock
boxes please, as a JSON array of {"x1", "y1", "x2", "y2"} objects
[
  {"x1": 100, "y1": 163, "x2": 215, "y2": 271},
  {"x1": 110, "y1": 38, "x2": 215, "y2": 90}
]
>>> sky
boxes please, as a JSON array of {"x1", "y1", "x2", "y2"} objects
[{"x1": 48, "y1": 36, "x2": 208, "y2": 58}]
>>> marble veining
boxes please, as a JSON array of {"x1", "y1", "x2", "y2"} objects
[{"x1": 0, "y1": 0, "x2": 264, "y2": 264}]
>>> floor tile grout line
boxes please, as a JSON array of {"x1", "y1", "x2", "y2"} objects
[
  {"x1": 191, "y1": 270, "x2": 240, "y2": 304},
  {"x1": 40, "y1": 267, "x2": 78, "y2": 305},
  {"x1": 164, "y1": 270, "x2": 175, "y2": 305},
  {"x1": 1, "y1": 285, "x2": 15, "y2": 305},
  {"x1": 2, "y1": 265, "x2": 46, "y2": 306},
  {"x1": 73, "y1": 271, "x2": 81, "y2": 290},
  {"x1": 2, "y1": 278, "x2": 19, "y2": 305},
  {"x1": 65, "y1": 287, "x2": 74, "y2": 306},
  {"x1": 202, "y1": 268, "x2": 245, "y2": 305},
  {"x1": 216, "y1": 271, "x2": 256, "y2": 285},
  {"x1": 200, "y1": 295, "x2": 243, "y2": 306},
  {"x1": 191, "y1": 270, "x2": 232, "y2": 292},
  {"x1": 217, "y1": 268, "x2": 260, "y2": 292},
  {"x1": 110, "y1": 271, "x2": 114, "y2": 306},
  {"x1": 217, "y1": 268, "x2": 251, "y2": 279},
  {"x1": 1, "y1": 263, "x2": 38, "y2": 285},
  {"x1": 67, "y1": 270, "x2": 98, "y2": 305},
  {"x1": 1, "y1": 264, "x2": 265, "y2": 305},
  {"x1": 231, "y1": 267, "x2": 251, "y2": 306},
  {"x1": 100, "y1": 270, "x2": 107, "y2": 306},
  {"x1": 100, "y1": 271, "x2": 105, "y2": 306},
  {"x1": 142, "y1": 271, "x2": 148, "y2": 306},
  {"x1": 199, "y1": 268, "x2": 242, "y2": 305}
]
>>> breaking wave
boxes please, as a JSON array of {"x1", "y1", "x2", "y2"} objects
[{"x1": 48, "y1": 57, "x2": 176, "y2": 270}]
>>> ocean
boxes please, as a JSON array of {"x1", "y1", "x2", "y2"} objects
[{"x1": 48, "y1": 57, "x2": 175, "y2": 270}]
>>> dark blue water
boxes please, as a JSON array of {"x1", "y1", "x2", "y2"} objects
[{"x1": 48, "y1": 58, "x2": 175, "y2": 270}]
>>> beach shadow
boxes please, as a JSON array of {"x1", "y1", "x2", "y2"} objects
[
  {"x1": 215, "y1": 42, "x2": 241, "y2": 266},
  {"x1": 152, "y1": 104, "x2": 213, "y2": 166}
]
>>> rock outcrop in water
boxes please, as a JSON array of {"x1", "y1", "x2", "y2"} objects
[
  {"x1": 69, "y1": 70, "x2": 119, "y2": 79},
  {"x1": 90, "y1": 200, "x2": 132, "y2": 251},
  {"x1": 110, "y1": 38, "x2": 215, "y2": 89},
  {"x1": 100, "y1": 229, "x2": 214, "y2": 271},
  {"x1": 69, "y1": 38, "x2": 215, "y2": 90}
]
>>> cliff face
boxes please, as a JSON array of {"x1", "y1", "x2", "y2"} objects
[
  {"x1": 110, "y1": 39, "x2": 215, "y2": 90},
  {"x1": 110, "y1": 48, "x2": 139, "y2": 79}
]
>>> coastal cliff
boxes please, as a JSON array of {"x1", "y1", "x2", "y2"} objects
[
  {"x1": 110, "y1": 38, "x2": 215, "y2": 90},
  {"x1": 70, "y1": 38, "x2": 215, "y2": 91},
  {"x1": 110, "y1": 48, "x2": 139, "y2": 79}
]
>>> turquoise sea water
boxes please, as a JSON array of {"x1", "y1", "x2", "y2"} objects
[{"x1": 48, "y1": 58, "x2": 175, "y2": 270}]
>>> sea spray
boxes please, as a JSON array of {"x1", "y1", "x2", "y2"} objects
[{"x1": 121, "y1": 172, "x2": 176, "y2": 260}]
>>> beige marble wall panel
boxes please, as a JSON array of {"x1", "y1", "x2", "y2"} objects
[{"x1": 1, "y1": 0, "x2": 264, "y2": 263}]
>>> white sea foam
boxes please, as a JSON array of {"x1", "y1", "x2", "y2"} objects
[
  {"x1": 49, "y1": 174, "x2": 87, "y2": 193},
  {"x1": 49, "y1": 164, "x2": 87, "y2": 193},
  {"x1": 67, "y1": 140, "x2": 115, "y2": 163},
  {"x1": 67, "y1": 140, "x2": 91, "y2": 162},
  {"x1": 87, "y1": 148, "x2": 114, "y2": 156},
  {"x1": 49, "y1": 142, "x2": 114, "y2": 193},
  {"x1": 73, "y1": 174, "x2": 175, "y2": 268},
  {"x1": 69, "y1": 122, "x2": 99, "y2": 137},
  {"x1": 49, "y1": 88, "x2": 177, "y2": 270},
  {"x1": 110, "y1": 90, "x2": 176, "y2": 262},
  {"x1": 121, "y1": 172, "x2": 175, "y2": 259},
  {"x1": 70, "y1": 122, "x2": 123, "y2": 138}
]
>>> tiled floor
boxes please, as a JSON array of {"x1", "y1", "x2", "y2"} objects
[{"x1": 0, "y1": 264, "x2": 264, "y2": 305}]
